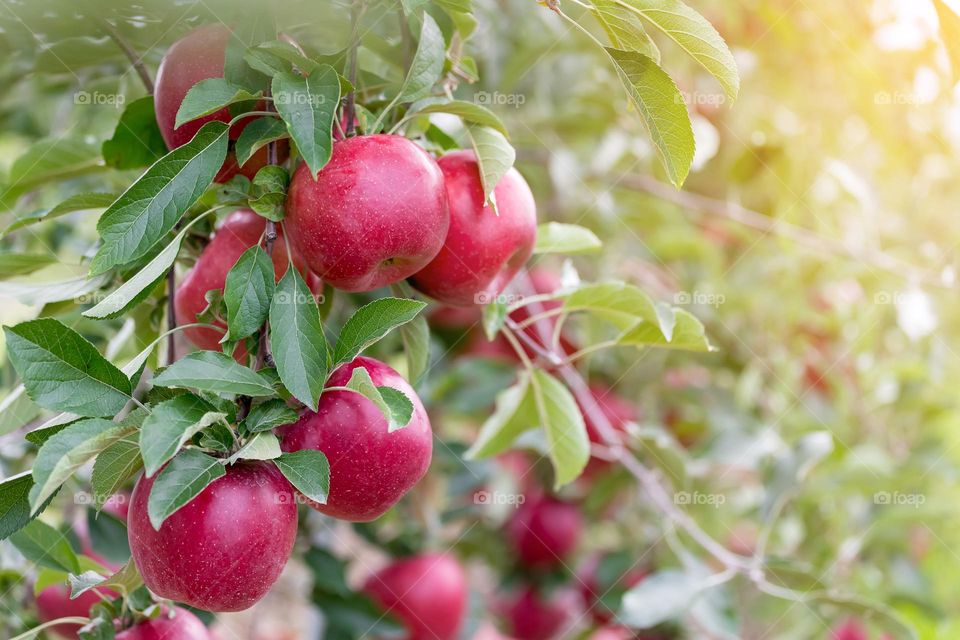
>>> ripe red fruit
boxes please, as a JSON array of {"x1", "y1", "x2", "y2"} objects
[
  {"x1": 410, "y1": 150, "x2": 537, "y2": 307},
  {"x1": 285, "y1": 134, "x2": 449, "y2": 292},
  {"x1": 506, "y1": 493, "x2": 582, "y2": 568},
  {"x1": 116, "y1": 607, "x2": 211, "y2": 640},
  {"x1": 175, "y1": 209, "x2": 320, "y2": 351},
  {"x1": 831, "y1": 619, "x2": 869, "y2": 640},
  {"x1": 35, "y1": 585, "x2": 108, "y2": 640},
  {"x1": 364, "y1": 553, "x2": 468, "y2": 640},
  {"x1": 278, "y1": 356, "x2": 433, "y2": 521},
  {"x1": 127, "y1": 460, "x2": 297, "y2": 612},
  {"x1": 499, "y1": 585, "x2": 581, "y2": 640},
  {"x1": 154, "y1": 24, "x2": 287, "y2": 182}
]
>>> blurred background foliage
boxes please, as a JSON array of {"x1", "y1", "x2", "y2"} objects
[{"x1": 0, "y1": 0, "x2": 958, "y2": 638}]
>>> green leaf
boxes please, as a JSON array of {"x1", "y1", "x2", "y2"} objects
[
  {"x1": 482, "y1": 301, "x2": 507, "y2": 341},
  {"x1": 249, "y1": 165, "x2": 290, "y2": 221},
  {"x1": 0, "y1": 252, "x2": 57, "y2": 276},
  {"x1": 4, "y1": 192, "x2": 116, "y2": 235},
  {"x1": 343, "y1": 366, "x2": 415, "y2": 432},
  {"x1": 617, "y1": 308, "x2": 713, "y2": 352},
  {"x1": 102, "y1": 96, "x2": 167, "y2": 170},
  {"x1": 269, "y1": 269, "x2": 328, "y2": 411},
  {"x1": 30, "y1": 418, "x2": 134, "y2": 514},
  {"x1": 334, "y1": 297, "x2": 427, "y2": 366},
  {"x1": 152, "y1": 351, "x2": 275, "y2": 397},
  {"x1": 271, "y1": 65, "x2": 341, "y2": 178},
  {"x1": 240, "y1": 399, "x2": 299, "y2": 434},
  {"x1": 399, "y1": 314, "x2": 430, "y2": 386},
  {"x1": 0, "y1": 270, "x2": 111, "y2": 306},
  {"x1": 619, "y1": 569, "x2": 708, "y2": 628},
  {"x1": 591, "y1": 0, "x2": 660, "y2": 61},
  {"x1": 223, "y1": 246, "x2": 275, "y2": 341},
  {"x1": 10, "y1": 518, "x2": 80, "y2": 573},
  {"x1": 85, "y1": 510, "x2": 130, "y2": 566},
  {"x1": 533, "y1": 222, "x2": 602, "y2": 255},
  {"x1": 4, "y1": 319, "x2": 131, "y2": 417},
  {"x1": 397, "y1": 13, "x2": 445, "y2": 102},
  {"x1": 0, "y1": 472, "x2": 37, "y2": 540},
  {"x1": 147, "y1": 449, "x2": 226, "y2": 530},
  {"x1": 83, "y1": 220, "x2": 196, "y2": 320},
  {"x1": 464, "y1": 124, "x2": 516, "y2": 211},
  {"x1": 407, "y1": 98, "x2": 509, "y2": 136},
  {"x1": 465, "y1": 374, "x2": 538, "y2": 459},
  {"x1": 0, "y1": 386, "x2": 40, "y2": 437},
  {"x1": 226, "y1": 432, "x2": 282, "y2": 464},
  {"x1": 91, "y1": 433, "x2": 142, "y2": 511},
  {"x1": 274, "y1": 450, "x2": 329, "y2": 504},
  {"x1": 614, "y1": 0, "x2": 739, "y2": 100},
  {"x1": 605, "y1": 48, "x2": 694, "y2": 188},
  {"x1": 139, "y1": 395, "x2": 227, "y2": 477},
  {"x1": 91, "y1": 121, "x2": 229, "y2": 274},
  {"x1": 246, "y1": 41, "x2": 319, "y2": 77},
  {"x1": 378, "y1": 387, "x2": 415, "y2": 431},
  {"x1": 563, "y1": 282, "x2": 660, "y2": 326},
  {"x1": 235, "y1": 117, "x2": 289, "y2": 166},
  {"x1": 2, "y1": 138, "x2": 103, "y2": 202},
  {"x1": 175, "y1": 78, "x2": 262, "y2": 128},
  {"x1": 530, "y1": 370, "x2": 589, "y2": 487},
  {"x1": 70, "y1": 559, "x2": 142, "y2": 599}
]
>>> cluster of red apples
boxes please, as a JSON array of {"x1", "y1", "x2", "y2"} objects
[{"x1": 32, "y1": 23, "x2": 543, "y2": 639}]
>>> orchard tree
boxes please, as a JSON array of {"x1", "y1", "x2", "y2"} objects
[{"x1": 0, "y1": 0, "x2": 953, "y2": 639}]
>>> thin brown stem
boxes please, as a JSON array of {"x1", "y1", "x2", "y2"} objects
[
  {"x1": 344, "y1": 2, "x2": 363, "y2": 137},
  {"x1": 100, "y1": 18, "x2": 154, "y2": 94}
]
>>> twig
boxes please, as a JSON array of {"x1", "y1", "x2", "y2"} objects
[
  {"x1": 100, "y1": 18, "x2": 154, "y2": 94},
  {"x1": 507, "y1": 269, "x2": 752, "y2": 572},
  {"x1": 619, "y1": 174, "x2": 947, "y2": 289},
  {"x1": 344, "y1": 2, "x2": 363, "y2": 137}
]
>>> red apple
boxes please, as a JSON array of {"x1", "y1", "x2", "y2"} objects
[
  {"x1": 116, "y1": 607, "x2": 211, "y2": 640},
  {"x1": 127, "y1": 460, "x2": 298, "y2": 612},
  {"x1": 410, "y1": 150, "x2": 537, "y2": 307},
  {"x1": 154, "y1": 24, "x2": 288, "y2": 182},
  {"x1": 35, "y1": 585, "x2": 109, "y2": 640},
  {"x1": 364, "y1": 553, "x2": 468, "y2": 640},
  {"x1": 506, "y1": 493, "x2": 582, "y2": 568},
  {"x1": 579, "y1": 553, "x2": 647, "y2": 624},
  {"x1": 284, "y1": 134, "x2": 449, "y2": 292},
  {"x1": 175, "y1": 209, "x2": 320, "y2": 352},
  {"x1": 278, "y1": 357, "x2": 433, "y2": 521},
  {"x1": 499, "y1": 585, "x2": 581, "y2": 640},
  {"x1": 831, "y1": 620, "x2": 868, "y2": 640}
]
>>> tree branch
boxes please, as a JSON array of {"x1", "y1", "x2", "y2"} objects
[
  {"x1": 507, "y1": 270, "x2": 752, "y2": 572},
  {"x1": 100, "y1": 18, "x2": 154, "y2": 95},
  {"x1": 619, "y1": 174, "x2": 947, "y2": 289}
]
